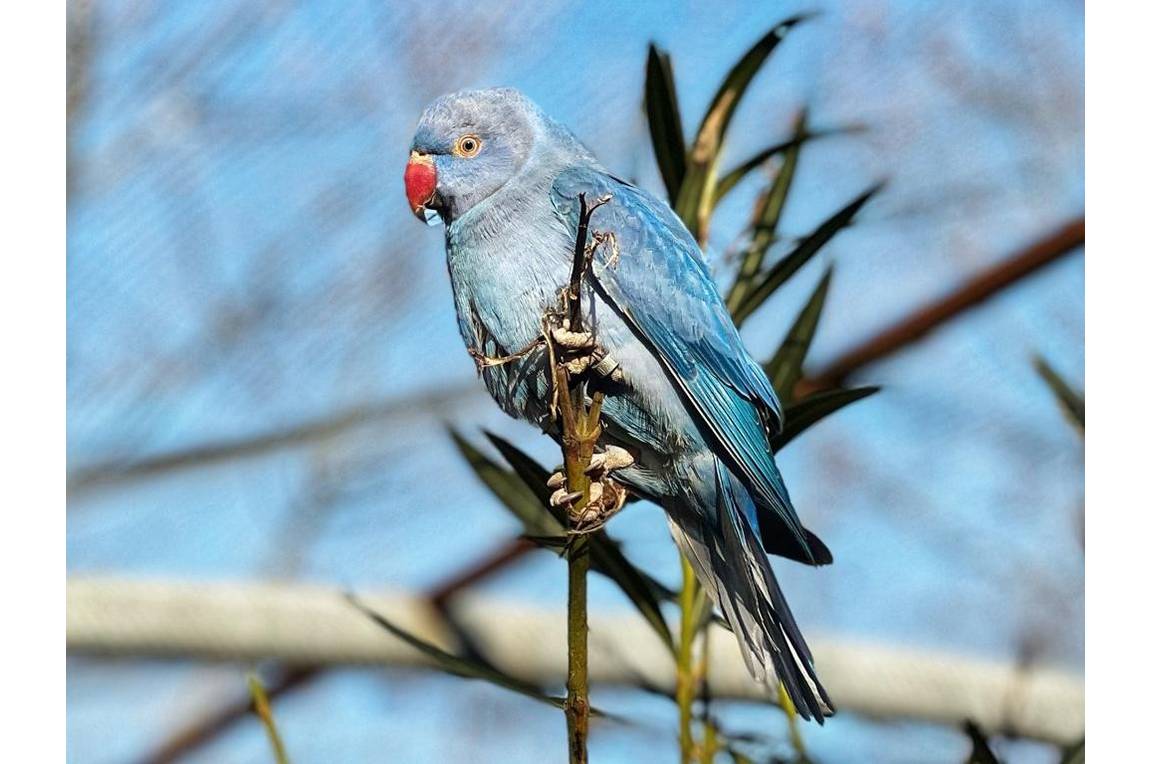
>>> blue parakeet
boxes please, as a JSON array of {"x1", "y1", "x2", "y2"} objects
[{"x1": 406, "y1": 88, "x2": 834, "y2": 721}]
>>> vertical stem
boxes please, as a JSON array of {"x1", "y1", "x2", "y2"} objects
[
  {"x1": 566, "y1": 533, "x2": 591, "y2": 763},
  {"x1": 557, "y1": 193, "x2": 611, "y2": 763},
  {"x1": 699, "y1": 630, "x2": 718, "y2": 764},
  {"x1": 557, "y1": 372, "x2": 596, "y2": 764},
  {"x1": 677, "y1": 554, "x2": 698, "y2": 764}
]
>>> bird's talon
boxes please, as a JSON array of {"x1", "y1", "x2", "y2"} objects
[
  {"x1": 550, "y1": 489, "x2": 583, "y2": 507},
  {"x1": 551, "y1": 326, "x2": 596, "y2": 351},
  {"x1": 586, "y1": 445, "x2": 635, "y2": 475}
]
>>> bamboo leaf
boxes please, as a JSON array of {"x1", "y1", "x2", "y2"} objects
[
  {"x1": 645, "y1": 44, "x2": 687, "y2": 202},
  {"x1": 693, "y1": 14, "x2": 808, "y2": 164},
  {"x1": 715, "y1": 123, "x2": 862, "y2": 203},
  {"x1": 963, "y1": 720, "x2": 1003, "y2": 764},
  {"x1": 347, "y1": 594, "x2": 566, "y2": 709},
  {"x1": 1059, "y1": 738, "x2": 1085, "y2": 764},
  {"x1": 676, "y1": 15, "x2": 808, "y2": 240},
  {"x1": 763, "y1": 268, "x2": 833, "y2": 404},
  {"x1": 1033, "y1": 356, "x2": 1085, "y2": 430},
  {"x1": 725, "y1": 112, "x2": 807, "y2": 316},
  {"x1": 480, "y1": 432, "x2": 676, "y2": 650},
  {"x1": 247, "y1": 674, "x2": 291, "y2": 764},
  {"x1": 449, "y1": 429, "x2": 557, "y2": 537},
  {"x1": 732, "y1": 183, "x2": 881, "y2": 326},
  {"x1": 771, "y1": 386, "x2": 879, "y2": 452}
]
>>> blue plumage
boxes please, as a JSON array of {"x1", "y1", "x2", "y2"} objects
[{"x1": 407, "y1": 88, "x2": 834, "y2": 720}]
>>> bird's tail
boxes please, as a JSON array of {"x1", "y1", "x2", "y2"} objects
[{"x1": 667, "y1": 457, "x2": 834, "y2": 722}]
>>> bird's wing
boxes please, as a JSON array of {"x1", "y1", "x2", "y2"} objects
[{"x1": 550, "y1": 167, "x2": 812, "y2": 557}]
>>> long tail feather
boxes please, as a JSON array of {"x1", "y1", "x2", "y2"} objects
[{"x1": 668, "y1": 458, "x2": 834, "y2": 722}]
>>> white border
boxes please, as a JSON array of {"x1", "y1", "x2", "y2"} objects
[{"x1": 3, "y1": 2, "x2": 65, "y2": 759}]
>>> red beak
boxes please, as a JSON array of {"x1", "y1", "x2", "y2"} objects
[{"x1": 405, "y1": 151, "x2": 437, "y2": 217}]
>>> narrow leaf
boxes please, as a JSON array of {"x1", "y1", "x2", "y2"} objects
[
  {"x1": 247, "y1": 674, "x2": 291, "y2": 764},
  {"x1": 645, "y1": 44, "x2": 687, "y2": 202},
  {"x1": 732, "y1": 183, "x2": 881, "y2": 325},
  {"x1": 1060, "y1": 739, "x2": 1085, "y2": 764},
  {"x1": 963, "y1": 720, "x2": 1003, "y2": 764},
  {"x1": 763, "y1": 268, "x2": 833, "y2": 404},
  {"x1": 1033, "y1": 356, "x2": 1085, "y2": 430},
  {"x1": 676, "y1": 15, "x2": 808, "y2": 240},
  {"x1": 725, "y1": 111, "x2": 807, "y2": 316},
  {"x1": 693, "y1": 15, "x2": 808, "y2": 165},
  {"x1": 449, "y1": 429, "x2": 558, "y2": 537},
  {"x1": 482, "y1": 433, "x2": 676, "y2": 649},
  {"x1": 347, "y1": 594, "x2": 566, "y2": 708},
  {"x1": 714, "y1": 123, "x2": 862, "y2": 203},
  {"x1": 771, "y1": 386, "x2": 879, "y2": 452}
]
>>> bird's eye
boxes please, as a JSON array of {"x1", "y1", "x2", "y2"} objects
[{"x1": 454, "y1": 134, "x2": 482, "y2": 158}]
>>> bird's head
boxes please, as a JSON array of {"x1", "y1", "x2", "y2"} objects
[{"x1": 405, "y1": 88, "x2": 539, "y2": 225}]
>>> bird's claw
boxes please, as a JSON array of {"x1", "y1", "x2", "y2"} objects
[
  {"x1": 548, "y1": 320, "x2": 624, "y2": 382},
  {"x1": 546, "y1": 446, "x2": 634, "y2": 533},
  {"x1": 586, "y1": 445, "x2": 635, "y2": 474}
]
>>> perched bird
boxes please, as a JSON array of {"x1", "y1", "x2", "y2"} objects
[{"x1": 405, "y1": 88, "x2": 834, "y2": 720}]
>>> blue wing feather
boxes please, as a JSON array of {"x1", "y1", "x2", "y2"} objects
[{"x1": 550, "y1": 167, "x2": 811, "y2": 556}]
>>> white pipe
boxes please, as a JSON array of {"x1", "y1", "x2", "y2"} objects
[{"x1": 67, "y1": 576, "x2": 1083, "y2": 743}]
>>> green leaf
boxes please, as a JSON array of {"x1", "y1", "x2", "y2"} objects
[
  {"x1": 1033, "y1": 356, "x2": 1085, "y2": 430},
  {"x1": 763, "y1": 268, "x2": 833, "y2": 404},
  {"x1": 771, "y1": 386, "x2": 879, "y2": 452},
  {"x1": 645, "y1": 44, "x2": 687, "y2": 202},
  {"x1": 449, "y1": 429, "x2": 559, "y2": 538},
  {"x1": 479, "y1": 432, "x2": 676, "y2": 650},
  {"x1": 1059, "y1": 738, "x2": 1085, "y2": 764},
  {"x1": 347, "y1": 594, "x2": 566, "y2": 709},
  {"x1": 963, "y1": 720, "x2": 1003, "y2": 764},
  {"x1": 676, "y1": 15, "x2": 808, "y2": 240},
  {"x1": 247, "y1": 674, "x2": 291, "y2": 764},
  {"x1": 714, "y1": 123, "x2": 862, "y2": 203},
  {"x1": 731, "y1": 183, "x2": 881, "y2": 326},
  {"x1": 725, "y1": 112, "x2": 807, "y2": 317}
]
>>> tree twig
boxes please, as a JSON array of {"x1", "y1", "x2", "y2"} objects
[
  {"x1": 554, "y1": 192, "x2": 611, "y2": 763},
  {"x1": 798, "y1": 216, "x2": 1084, "y2": 394}
]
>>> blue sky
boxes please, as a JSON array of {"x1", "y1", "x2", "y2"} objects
[{"x1": 68, "y1": 1, "x2": 1083, "y2": 761}]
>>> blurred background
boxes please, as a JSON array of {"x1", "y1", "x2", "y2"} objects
[{"x1": 66, "y1": 0, "x2": 1084, "y2": 762}]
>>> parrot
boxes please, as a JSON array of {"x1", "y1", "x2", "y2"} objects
[{"x1": 405, "y1": 88, "x2": 834, "y2": 721}]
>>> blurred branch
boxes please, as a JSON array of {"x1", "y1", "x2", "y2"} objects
[
  {"x1": 70, "y1": 217, "x2": 1081, "y2": 497},
  {"x1": 247, "y1": 673, "x2": 292, "y2": 764},
  {"x1": 428, "y1": 538, "x2": 537, "y2": 608},
  {"x1": 798, "y1": 216, "x2": 1085, "y2": 394},
  {"x1": 68, "y1": 576, "x2": 1085, "y2": 744},
  {"x1": 1033, "y1": 355, "x2": 1085, "y2": 431},
  {"x1": 66, "y1": 0, "x2": 93, "y2": 198},
  {"x1": 134, "y1": 667, "x2": 318, "y2": 764},
  {"x1": 67, "y1": 383, "x2": 480, "y2": 495}
]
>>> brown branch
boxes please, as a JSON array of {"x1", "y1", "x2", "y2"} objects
[
  {"x1": 558, "y1": 192, "x2": 611, "y2": 764},
  {"x1": 134, "y1": 667, "x2": 319, "y2": 764},
  {"x1": 798, "y1": 215, "x2": 1084, "y2": 395},
  {"x1": 428, "y1": 538, "x2": 535, "y2": 608},
  {"x1": 68, "y1": 383, "x2": 479, "y2": 496}
]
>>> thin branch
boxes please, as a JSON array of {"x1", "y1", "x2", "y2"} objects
[
  {"x1": 798, "y1": 216, "x2": 1084, "y2": 394},
  {"x1": 133, "y1": 667, "x2": 319, "y2": 764},
  {"x1": 556, "y1": 192, "x2": 612, "y2": 763},
  {"x1": 67, "y1": 383, "x2": 480, "y2": 495}
]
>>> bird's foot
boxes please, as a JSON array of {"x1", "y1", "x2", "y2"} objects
[
  {"x1": 548, "y1": 319, "x2": 624, "y2": 382},
  {"x1": 547, "y1": 445, "x2": 635, "y2": 534}
]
